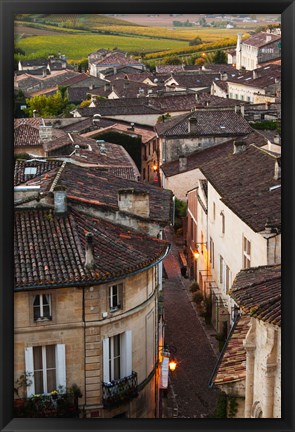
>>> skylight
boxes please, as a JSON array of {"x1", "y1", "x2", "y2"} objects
[
  {"x1": 220, "y1": 125, "x2": 226, "y2": 129},
  {"x1": 24, "y1": 167, "x2": 37, "y2": 175}
]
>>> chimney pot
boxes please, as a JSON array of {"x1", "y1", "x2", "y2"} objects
[{"x1": 54, "y1": 188, "x2": 67, "y2": 215}]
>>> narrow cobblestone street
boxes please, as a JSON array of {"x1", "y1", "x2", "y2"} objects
[{"x1": 162, "y1": 227, "x2": 221, "y2": 418}]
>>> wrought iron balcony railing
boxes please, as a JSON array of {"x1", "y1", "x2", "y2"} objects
[{"x1": 102, "y1": 371, "x2": 138, "y2": 409}]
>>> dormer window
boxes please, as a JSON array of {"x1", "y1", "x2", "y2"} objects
[
  {"x1": 33, "y1": 294, "x2": 51, "y2": 321},
  {"x1": 109, "y1": 284, "x2": 123, "y2": 312}
]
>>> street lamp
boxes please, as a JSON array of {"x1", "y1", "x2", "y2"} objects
[{"x1": 193, "y1": 242, "x2": 207, "y2": 260}]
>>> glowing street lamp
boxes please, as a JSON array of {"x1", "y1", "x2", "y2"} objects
[{"x1": 169, "y1": 360, "x2": 177, "y2": 372}]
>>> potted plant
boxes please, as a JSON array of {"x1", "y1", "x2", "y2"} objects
[{"x1": 14, "y1": 372, "x2": 33, "y2": 411}]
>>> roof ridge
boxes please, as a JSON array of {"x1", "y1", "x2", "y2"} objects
[{"x1": 50, "y1": 161, "x2": 67, "y2": 192}]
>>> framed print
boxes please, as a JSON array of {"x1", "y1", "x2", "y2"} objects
[{"x1": 0, "y1": 1, "x2": 294, "y2": 431}]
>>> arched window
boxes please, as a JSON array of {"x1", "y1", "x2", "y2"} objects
[{"x1": 251, "y1": 401, "x2": 263, "y2": 418}]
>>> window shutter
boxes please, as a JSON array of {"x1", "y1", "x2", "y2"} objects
[
  {"x1": 55, "y1": 344, "x2": 66, "y2": 392},
  {"x1": 25, "y1": 347, "x2": 35, "y2": 397},
  {"x1": 102, "y1": 338, "x2": 110, "y2": 383},
  {"x1": 122, "y1": 330, "x2": 132, "y2": 377}
]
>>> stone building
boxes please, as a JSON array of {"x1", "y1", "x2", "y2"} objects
[
  {"x1": 236, "y1": 32, "x2": 281, "y2": 71},
  {"x1": 14, "y1": 160, "x2": 173, "y2": 418},
  {"x1": 210, "y1": 265, "x2": 281, "y2": 418},
  {"x1": 155, "y1": 107, "x2": 252, "y2": 170},
  {"x1": 186, "y1": 142, "x2": 281, "y2": 334},
  {"x1": 14, "y1": 205, "x2": 170, "y2": 418}
]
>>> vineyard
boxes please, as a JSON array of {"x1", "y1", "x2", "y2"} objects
[
  {"x1": 15, "y1": 34, "x2": 186, "y2": 61},
  {"x1": 143, "y1": 38, "x2": 239, "y2": 60}
]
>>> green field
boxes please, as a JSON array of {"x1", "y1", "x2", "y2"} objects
[{"x1": 16, "y1": 34, "x2": 187, "y2": 60}]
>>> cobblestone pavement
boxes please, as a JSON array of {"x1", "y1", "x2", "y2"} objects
[{"x1": 161, "y1": 227, "x2": 221, "y2": 418}]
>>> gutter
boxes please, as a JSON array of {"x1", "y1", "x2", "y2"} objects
[{"x1": 15, "y1": 244, "x2": 171, "y2": 292}]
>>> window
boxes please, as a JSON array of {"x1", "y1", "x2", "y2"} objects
[
  {"x1": 25, "y1": 344, "x2": 66, "y2": 396},
  {"x1": 33, "y1": 294, "x2": 51, "y2": 321},
  {"x1": 209, "y1": 237, "x2": 214, "y2": 269},
  {"x1": 220, "y1": 211, "x2": 225, "y2": 235},
  {"x1": 109, "y1": 284, "x2": 122, "y2": 311},
  {"x1": 201, "y1": 232, "x2": 204, "y2": 254},
  {"x1": 103, "y1": 331, "x2": 132, "y2": 383},
  {"x1": 212, "y1": 202, "x2": 216, "y2": 221},
  {"x1": 225, "y1": 265, "x2": 230, "y2": 294},
  {"x1": 243, "y1": 236, "x2": 251, "y2": 268},
  {"x1": 219, "y1": 255, "x2": 224, "y2": 284}
]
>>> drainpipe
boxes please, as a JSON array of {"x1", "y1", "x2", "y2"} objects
[
  {"x1": 243, "y1": 318, "x2": 256, "y2": 417},
  {"x1": 172, "y1": 195, "x2": 176, "y2": 227}
]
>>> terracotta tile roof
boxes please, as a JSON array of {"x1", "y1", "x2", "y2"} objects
[
  {"x1": 148, "y1": 93, "x2": 198, "y2": 113},
  {"x1": 20, "y1": 59, "x2": 48, "y2": 67},
  {"x1": 228, "y1": 64, "x2": 280, "y2": 88},
  {"x1": 213, "y1": 315, "x2": 250, "y2": 385},
  {"x1": 42, "y1": 133, "x2": 97, "y2": 154},
  {"x1": 14, "y1": 207, "x2": 169, "y2": 290},
  {"x1": 60, "y1": 117, "x2": 116, "y2": 133},
  {"x1": 213, "y1": 80, "x2": 228, "y2": 92},
  {"x1": 76, "y1": 98, "x2": 162, "y2": 117},
  {"x1": 58, "y1": 73, "x2": 89, "y2": 86},
  {"x1": 14, "y1": 160, "x2": 63, "y2": 186},
  {"x1": 196, "y1": 93, "x2": 245, "y2": 108},
  {"x1": 14, "y1": 119, "x2": 65, "y2": 147},
  {"x1": 56, "y1": 164, "x2": 172, "y2": 224},
  {"x1": 67, "y1": 87, "x2": 89, "y2": 102},
  {"x1": 166, "y1": 72, "x2": 220, "y2": 89},
  {"x1": 156, "y1": 65, "x2": 184, "y2": 74},
  {"x1": 200, "y1": 144, "x2": 281, "y2": 232},
  {"x1": 93, "y1": 51, "x2": 144, "y2": 67},
  {"x1": 242, "y1": 32, "x2": 281, "y2": 48},
  {"x1": 230, "y1": 265, "x2": 281, "y2": 326},
  {"x1": 14, "y1": 124, "x2": 41, "y2": 147},
  {"x1": 111, "y1": 72, "x2": 154, "y2": 83},
  {"x1": 201, "y1": 64, "x2": 239, "y2": 74},
  {"x1": 114, "y1": 79, "x2": 155, "y2": 98},
  {"x1": 161, "y1": 131, "x2": 267, "y2": 177},
  {"x1": 155, "y1": 108, "x2": 252, "y2": 138},
  {"x1": 82, "y1": 123, "x2": 156, "y2": 144},
  {"x1": 15, "y1": 70, "x2": 81, "y2": 93}
]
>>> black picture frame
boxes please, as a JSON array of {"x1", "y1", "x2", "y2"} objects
[{"x1": 0, "y1": 1, "x2": 294, "y2": 431}]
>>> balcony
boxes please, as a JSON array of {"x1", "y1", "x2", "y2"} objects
[{"x1": 102, "y1": 371, "x2": 138, "y2": 409}]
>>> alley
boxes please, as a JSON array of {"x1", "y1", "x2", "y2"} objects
[{"x1": 162, "y1": 227, "x2": 220, "y2": 418}]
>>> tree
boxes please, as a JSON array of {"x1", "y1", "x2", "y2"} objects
[
  {"x1": 189, "y1": 36, "x2": 203, "y2": 46},
  {"x1": 212, "y1": 50, "x2": 227, "y2": 64},
  {"x1": 195, "y1": 57, "x2": 205, "y2": 66},
  {"x1": 25, "y1": 90, "x2": 68, "y2": 117},
  {"x1": 162, "y1": 55, "x2": 182, "y2": 65}
]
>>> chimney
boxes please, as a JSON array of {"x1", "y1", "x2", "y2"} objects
[
  {"x1": 274, "y1": 158, "x2": 281, "y2": 180},
  {"x1": 39, "y1": 125, "x2": 53, "y2": 142},
  {"x1": 188, "y1": 116, "x2": 198, "y2": 134},
  {"x1": 74, "y1": 144, "x2": 80, "y2": 156},
  {"x1": 42, "y1": 69, "x2": 47, "y2": 78},
  {"x1": 113, "y1": 67, "x2": 117, "y2": 75},
  {"x1": 178, "y1": 155, "x2": 188, "y2": 172},
  {"x1": 253, "y1": 70, "x2": 257, "y2": 79},
  {"x1": 85, "y1": 232, "x2": 95, "y2": 269},
  {"x1": 233, "y1": 140, "x2": 246, "y2": 154},
  {"x1": 53, "y1": 187, "x2": 67, "y2": 216},
  {"x1": 273, "y1": 134, "x2": 280, "y2": 145},
  {"x1": 33, "y1": 109, "x2": 38, "y2": 118},
  {"x1": 118, "y1": 189, "x2": 150, "y2": 218},
  {"x1": 266, "y1": 35, "x2": 272, "y2": 43}
]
